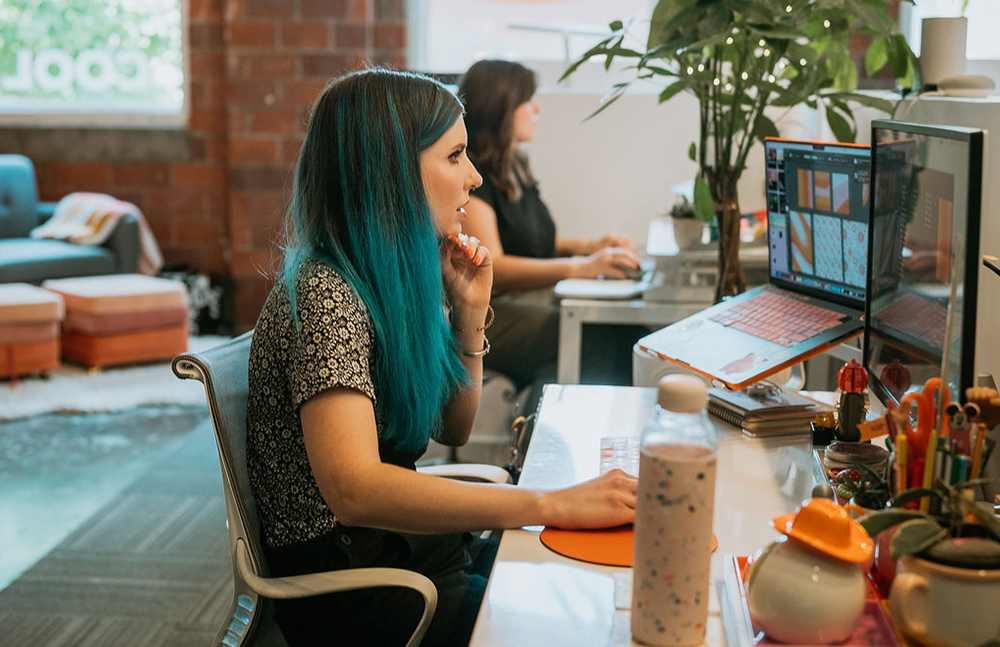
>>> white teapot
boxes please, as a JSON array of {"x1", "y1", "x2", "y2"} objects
[{"x1": 746, "y1": 498, "x2": 874, "y2": 644}]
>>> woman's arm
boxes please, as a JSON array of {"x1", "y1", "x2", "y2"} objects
[
  {"x1": 464, "y1": 196, "x2": 639, "y2": 293},
  {"x1": 301, "y1": 387, "x2": 636, "y2": 533},
  {"x1": 555, "y1": 232, "x2": 637, "y2": 257}
]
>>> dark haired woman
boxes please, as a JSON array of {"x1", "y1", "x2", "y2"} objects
[
  {"x1": 460, "y1": 59, "x2": 644, "y2": 390},
  {"x1": 246, "y1": 68, "x2": 636, "y2": 647}
]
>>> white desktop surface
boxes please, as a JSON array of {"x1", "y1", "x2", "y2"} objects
[{"x1": 470, "y1": 384, "x2": 821, "y2": 647}]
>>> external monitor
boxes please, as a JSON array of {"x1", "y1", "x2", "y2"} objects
[{"x1": 864, "y1": 120, "x2": 985, "y2": 406}]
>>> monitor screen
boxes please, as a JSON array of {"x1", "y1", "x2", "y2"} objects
[
  {"x1": 764, "y1": 138, "x2": 871, "y2": 309},
  {"x1": 864, "y1": 120, "x2": 984, "y2": 406}
]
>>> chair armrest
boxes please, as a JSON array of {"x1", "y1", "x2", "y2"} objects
[
  {"x1": 418, "y1": 463, "x2": 512, "y2": 484},
  {"x1": 103, "y1": 213, "x2": 139, "y2": 272},
  {"x1": 235, "y1": 540, "x2": 437, "y2": 647}
]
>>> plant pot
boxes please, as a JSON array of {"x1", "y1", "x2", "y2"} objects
[
  {"x1": 889, "y1": 555, "x2": 1000, "y2": 647},
  {"x1": 920, "y1": 17, "x2": 968, "y2": 90},
  {"x1": 671, "y1": 216, "x2": 704, "y2": 251}
]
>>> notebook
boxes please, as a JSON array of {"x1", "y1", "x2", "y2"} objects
[
  {"x1": 707, "y1": 382, "x2": 832, "y2": 437},
  {"x1": 638, "y1": 138, "x2": 872, "y2": 390}
]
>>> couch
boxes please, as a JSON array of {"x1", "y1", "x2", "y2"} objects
[{"x1": 0, "y1": 154, "x2": 139, "y2": 284}]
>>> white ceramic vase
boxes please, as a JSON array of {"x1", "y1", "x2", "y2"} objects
[
  {"x1": 746, "y1": 538, "x2": 866, "y2": 644},
  {"x1": 920, "y1": 17, "x2": 968, "y2": 89},
  {"x1": 671, "y1": 217, "x2": 704, "y2": 251}
]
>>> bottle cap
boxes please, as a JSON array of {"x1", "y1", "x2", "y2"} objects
[{"x1": 656, "y1": 374, "x2": 708, "y2": 413}]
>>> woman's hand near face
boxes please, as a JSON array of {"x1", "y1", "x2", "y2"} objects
[
  {"x1": 570, "y1": 246, "x2": 640, "y2": 280},
  {"x1": 441, "y1": 233, "x2": 493, "y2": 308},
  {"x1": 537, "y1": 469, "x2": 637, "y2": 529}
]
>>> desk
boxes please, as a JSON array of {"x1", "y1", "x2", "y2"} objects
[{"x1": 470, "y1": 384, "x2": 822, "y2": 647}]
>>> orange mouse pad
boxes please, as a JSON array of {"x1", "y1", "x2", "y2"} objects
[{"x1": 539, "y1": 526, "x2": 718, "y2": 567}]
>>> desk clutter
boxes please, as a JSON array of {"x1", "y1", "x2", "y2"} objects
[{"x1": 0, "y1": 274, "x2": 190, "y2": 380}]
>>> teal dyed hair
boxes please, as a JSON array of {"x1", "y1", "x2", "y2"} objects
[{"x1": 284, "y1": 68, "x2": 467, "y2": 452}]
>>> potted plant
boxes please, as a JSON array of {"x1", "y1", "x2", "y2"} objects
[
  {"x1": 668, "y1": 195, "x2": 707, "y2": 250},
  {"x1": 858, "y1": 479, "x2": 1000, "y2": 647},
  {"x1": 858, "y1": 478, "x2": 1000, "y2": 563},
  {"x1": 563, "y1": 0, "x2": 917, "y2": 301}
]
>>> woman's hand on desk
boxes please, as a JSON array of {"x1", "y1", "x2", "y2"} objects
[
  {"x1": 586, "y1": 233, "x2": 636, "y2": 255},
  {"x1": 569, "y1": 247, "x2": 640, "y2": 280},
  {"x1": 537, "y1": 469, "x2": 636, "y2": 529}
]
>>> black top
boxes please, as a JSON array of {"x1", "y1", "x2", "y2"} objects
[{"x1": 474, "y1": 173, "x2": 556, "y2": 259}]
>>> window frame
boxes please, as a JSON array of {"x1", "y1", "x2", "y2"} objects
[{"x1": 0, "y1": 0, "x2": 190, "y2": 128}]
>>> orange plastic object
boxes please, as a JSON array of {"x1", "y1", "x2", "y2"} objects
[
  {"x1": 771, "y1": 498, "x2": 873, "y2": 564},
  {"x1": 539, "y1": 527, "x2": 718, "y2": 567},
  {"x1": 837, "y1": 358, "x2": 868, "y2": 393}
]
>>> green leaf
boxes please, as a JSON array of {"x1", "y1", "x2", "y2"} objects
[
  {"x1": 688, "y1": 142, "x2": 697, "y2": 162},
  {"x1": 865, "y1": 37, "x2": 888, "y2": 77},
  {"x1": 956, "y1": 496, "x2": 1000, "y2": 543},
  {"x1": 858, "y1": 509, "x2": 933, "y2": 537},
  {"x1": 825, "y1": 105, "x2": 855, "y2": 142},
  {"x1": 891, "y1": 487, "x2": 943, "y2": 509},
  {"x1": 658, "y1": 80, "x2": 687, "y2": 103},
  {"x1": 692, "y1": 173, "x2": 715, "y2": 224},
  {"x1": 890, "y1": 519, "x2": 948, "y2": 559}
]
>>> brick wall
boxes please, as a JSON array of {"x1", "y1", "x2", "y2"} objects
[{"x1": 23, "y1": 0, "x2": 406, "y2": 331}]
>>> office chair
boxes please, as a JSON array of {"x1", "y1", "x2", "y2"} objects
[
  {"x1": 173, "y1": 332, "x2": 441, "y2": 647},
  {"x1": 173, "y1": 331, "x2": 510, "y2": 647}
]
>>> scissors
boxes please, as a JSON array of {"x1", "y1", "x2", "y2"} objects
[{"x1": 895, "y1": 377, "x2": 949, "y2": 460}]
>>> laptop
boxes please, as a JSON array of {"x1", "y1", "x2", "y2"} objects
[{"x1": 637, "y1": 138, "x2": 871, "y2": 390}]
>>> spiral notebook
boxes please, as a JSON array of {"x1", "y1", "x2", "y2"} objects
[{"x1": 708, "y1": 383, "x2": 830, "y2": 437}]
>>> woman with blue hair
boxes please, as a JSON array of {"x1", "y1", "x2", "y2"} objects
[{"x1": 246, "y1": 68, "x2": 636, "y2": 647}]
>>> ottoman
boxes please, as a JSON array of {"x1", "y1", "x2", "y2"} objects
[
  {"x1": 0, "y1": 283, "x2": 65, "y2": 380},
  {"x1": 42, "y1": 274, "x2": 189, "y2": 368}
]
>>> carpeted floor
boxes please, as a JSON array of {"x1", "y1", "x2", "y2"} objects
[{"x1": 0, "y1": 407, "x2": 232, "y2": 647}]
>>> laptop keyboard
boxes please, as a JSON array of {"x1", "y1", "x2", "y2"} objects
[
  {"x1": 600, "y1": 436, "x2": 640, "y2": 477},
  {"x1": 709, "y1": 290, "x2": 845, "y2": 347},
  {"x1": 874, "y1": 293, "x2": 947, "y2": 348}
]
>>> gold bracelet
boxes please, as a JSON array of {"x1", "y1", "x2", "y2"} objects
[
  {"x1": 451, "y1": 304, "x2": 494, "y2": 333},
  {"x1": 461, "y1": 335, "x2": 490, "y2": 358}
]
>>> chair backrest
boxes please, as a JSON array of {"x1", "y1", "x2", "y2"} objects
[
  {"x1": 172, "y1": 331, "x2": 265, "y2": 569},
  {"x1": 0, "y1": 154, "x2": 41, "y2": 239}
]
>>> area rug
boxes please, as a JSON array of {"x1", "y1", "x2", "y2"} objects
[{"x1": 0, "y1": 335, "x2": 230, "y2": 422}]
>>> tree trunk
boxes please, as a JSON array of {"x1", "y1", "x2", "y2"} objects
[{"x1": 705, "y1": 167, "x2": 746, "y2": 302}]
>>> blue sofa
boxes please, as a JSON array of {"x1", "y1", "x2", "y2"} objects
[{"x1": 0, "y1": 154, "x2": 139, "y2": 283}]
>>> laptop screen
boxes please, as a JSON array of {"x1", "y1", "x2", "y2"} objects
[{"x1": 764, "y1": 138, "x2": 871, "y2": 309}]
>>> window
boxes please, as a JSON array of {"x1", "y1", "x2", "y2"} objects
[
  {"x1": 0, "y1": 0, "x2": 186, "y2": 125},
  {"x1": 407, "y1": 0, "x2": 654, "y2": 85},
  {"x1": 900, "y1": 0, "x2": 1000, "y2": 60}
]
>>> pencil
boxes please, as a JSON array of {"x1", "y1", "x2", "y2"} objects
[
  {"x1": 896, "y1": 434, "x2": 908, "y2": 494},
  {"x1": 922, "y1": 424, "x2": 939, "y2": 512}
]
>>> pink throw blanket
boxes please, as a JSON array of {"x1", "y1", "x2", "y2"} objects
[{"x1": 30, "y1": 192, "x2": 164, "y2": 275}]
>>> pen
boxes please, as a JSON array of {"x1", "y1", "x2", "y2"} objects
[
  {"x1": 896, "y1": 434, "x2": 908, "y2": 496},
  {"x1": 952, "y1": 454, "x2": 969, "y2": 485}
]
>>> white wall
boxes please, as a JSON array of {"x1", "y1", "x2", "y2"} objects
[{"x1": 523, "y1": 66, "x2": 824, "y2": 248}]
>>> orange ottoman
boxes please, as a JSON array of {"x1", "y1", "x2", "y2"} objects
[
  {"x1": 43, "y1": 274, "x2": 189, "y2": 368},
  {"x1": 0, "y1": 283, "x2": 65, "y2": 379}
]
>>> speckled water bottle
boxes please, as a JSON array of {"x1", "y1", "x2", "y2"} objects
[{"x1": 631, "y1": 374, "x2": 718, "y2": 646}]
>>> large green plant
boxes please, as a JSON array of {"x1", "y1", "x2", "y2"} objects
[{"x1": 563, "y1": 0, "x2": 917, "y2": 300}]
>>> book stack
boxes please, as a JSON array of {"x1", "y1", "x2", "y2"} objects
[{"x1": 708, "y1": 382, "x2": 831, "y2": 437}]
